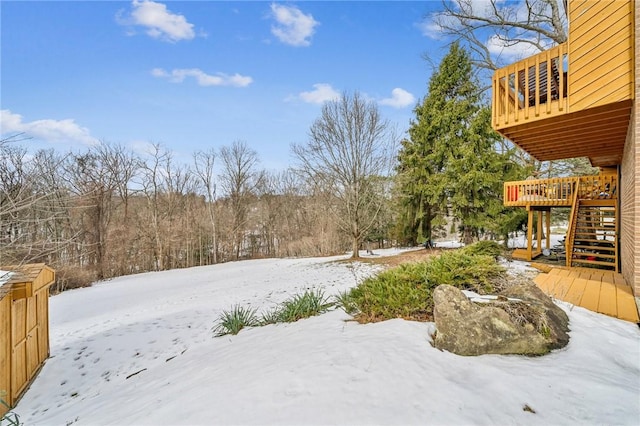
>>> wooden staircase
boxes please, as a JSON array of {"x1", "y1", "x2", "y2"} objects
[
  {"x1": 504, "y1": 171, "x2": 619, "y2": 268},
  {"x1": 566, "y1": 199, "x2": 618, "y2": 271}
]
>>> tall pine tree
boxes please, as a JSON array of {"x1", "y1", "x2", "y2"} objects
[{"x1": 397, "y1": 42, "x2": 520, "y2": 245}]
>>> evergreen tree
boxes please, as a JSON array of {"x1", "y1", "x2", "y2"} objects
[{"x1": 397, "y1": 42, "x2": 523, "y2": 245}]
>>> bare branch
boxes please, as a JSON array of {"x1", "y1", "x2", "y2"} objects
[{"x1": 429, "y1": 0, "x2": 567, "y2": 70}]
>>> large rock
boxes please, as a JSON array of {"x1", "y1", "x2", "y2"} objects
[
  {"x1": 433, "y1": 283, "x2": 569, "y2": 356},
  {"x1": 500, "y1": 282, "x2": 570, "y2": 350}
]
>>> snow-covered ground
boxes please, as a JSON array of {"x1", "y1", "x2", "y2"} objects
[
  {"x1": 508, "y1": 233, "x2": 566, "y2": 250},
  {"x1": 11, "y1": 250, "x2": 640, "y2": 425}
]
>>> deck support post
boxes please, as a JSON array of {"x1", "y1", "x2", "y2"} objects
[
  {"x1": 545, "y1": 209, "x2": 551, "y2": 249},
  {"x1": 536, "y1": 210, "x2": 542, "y2": 254},
  {"x1": 526, "y1": 208, "x2": 534, "y2": 260}
]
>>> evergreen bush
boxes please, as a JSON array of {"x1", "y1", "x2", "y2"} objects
[
  {"x1": 460, "y1": 240, "x2": 504, "y2": 259},
  {"x1": 338, "y1": 250, "x2": 505, "y2": 322}
]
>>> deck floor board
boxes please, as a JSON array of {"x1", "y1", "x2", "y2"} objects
[
  {"x1": 564, "y1": 278, "x2": 588, "y2": 306},
  {"x1": 580, "y1": 279, "x2": 602, "y2": 312},
  {"x1": 597, "y1": 281, "x2": 618, "y2": 317},
  {"x1": 533, "y1": 267, "x2": 639, "y2": 323}
]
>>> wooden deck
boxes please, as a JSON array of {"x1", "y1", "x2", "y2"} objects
[{"x1": 533, "y1": 266, "x2": 639, "y2": 323}]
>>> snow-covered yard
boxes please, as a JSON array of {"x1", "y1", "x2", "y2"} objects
[{"x1": 12, "y1": 250, "x2": 640, "y2": 425}]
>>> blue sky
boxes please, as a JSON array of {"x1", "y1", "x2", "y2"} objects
[{"x1": 1, "y1": 1, "x2": 450, "y2": 170}]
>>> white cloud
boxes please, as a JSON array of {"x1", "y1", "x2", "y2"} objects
[
  {"x1": 296, "y1": 84, "x2": 340, "y2": 104},
  {"x1": 270, "y1": 3, "x2": 319, "y2": 47},
  {"x1": 0, "y1": 109, "x2": 98, "y2": 146},
  {"x1": 152, "y1": 68, "x2": 253, "y2": 87},
  {"x1": 118, "y1": 0, "x2": 196, "y2": 42},
  {"x1": 129, "y1": 140, "x2": 159, "y2": 156},
  {"x1": 486, "y1": 34, "x2": 542, "y2": 61},
  {"x1": 419, "y1": 0, "x2": 499, "y2": 39},
  {"x1": 379, "y1": 88, "x2": 415, "y2": 108},
  {"x1": 415, "y1": 19, "x2": 443, "y2": 40}
]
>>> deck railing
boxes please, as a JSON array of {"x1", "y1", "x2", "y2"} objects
[
  {"x1": 503, "y1": 173, "x2": 617, "y2": 207},
  {"x1": 493, "y1": 43, "x2": 568, "y2": 130}
]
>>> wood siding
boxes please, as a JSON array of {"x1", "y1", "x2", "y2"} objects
[{"x1": 569, "y1": 0, "x2": 634, "y2": 111}]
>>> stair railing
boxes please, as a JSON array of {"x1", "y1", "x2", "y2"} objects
[{"x1": 565, "y1": 178, "x2": 581, "y2": 267}]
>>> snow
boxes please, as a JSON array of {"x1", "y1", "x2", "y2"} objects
[
  {"x1": 435, "y1": 240, "x2": 465, "y2": 249},
  {"x1": 0, "y1": 270, "x2": 13, "y2": 287},
  {"x1": 12, "y1": 252, "x2": 640, "y2": 425},
  {"x1": 508, "y1": 233, "x2": 566, "y2": 249}
]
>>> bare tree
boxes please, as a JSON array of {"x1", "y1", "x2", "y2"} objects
[
  {"x1": 62, "y1": 143, "x2": 136, "y2": 278},
  {"x1": 219, "y1": 141, "x2": 262, "y2": 260},
  {"x1": 0, "y1": 138, "x2": 68, "y2": 264},
  {"x1": 292, "y1": 92, "x2": 395, "y2": 259},
  {"x1": 30, "y1": 149, "x2": 77, "y2": 264},
  {"x1": 430, "y1": 0, "x2": 567, "y2": 71},
  {"x1": 139, "y1": 144, "x2": 170, "y2": 270},
  {"x1": 193, "y1": 149, "x2": 219, "y2": 264}
]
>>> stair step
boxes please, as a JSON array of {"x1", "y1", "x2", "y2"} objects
[
  {"x1": 565, "y1": 201, "x2": 618, "y2": 272},
  {"x1": 578, "y1": 199, "x2": 616, "y2": 207},
  {"x1": 573, "y1": 238, "x2": 616, "y2": 244},
  {"x1": 574, "y1": 242, "x2": 616, "y2": 247},
  {"x1": 572, "y1": 252, "x2": 617, "y2": 259},
  {"x1": 572, "y1": 245, "x2": 616, "y2": 251},
  {"x1": 576, "y1": 217, "x2": 615, "y2": 220},
  {"x1": 571, "y1": 258, "x2": 616, "y2": 267}
]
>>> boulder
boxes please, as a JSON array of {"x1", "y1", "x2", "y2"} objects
[
  {"x1": 500, "y1": 282, "x2": 570, "y2": 350},
  {"x1": 433, "y1": 283, "x2": 569, "y2": 356}
]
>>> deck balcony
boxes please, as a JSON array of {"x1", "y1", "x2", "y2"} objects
[
  {"x1": 493, "y1": 44, "x2": 568, "y2": 132},
  {"x1": 503, "y1": 173, "x2": 618, "y2": 208},
  {"x1": 491, "y1": 0, "x2": 634, "y2": 168}
]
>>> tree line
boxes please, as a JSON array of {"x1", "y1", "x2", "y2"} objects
[
  {"x1": 2, "y1": 39, "x2": 590, "y2": 290},
  {"x1": 0, "y1": 93, "x2": 400, "y2": 289}
]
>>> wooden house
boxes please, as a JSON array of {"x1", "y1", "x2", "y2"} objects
[
  {"x1": 0, "y1": 264, "x2": 55, "y2": 417},
  {"x1": 492, "y1": 1, "x2": 639, "y2": 320}
]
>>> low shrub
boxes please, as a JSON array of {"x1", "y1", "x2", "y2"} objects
[
  {"x1": 214, "y1": 290, "x2": 333, "y2": 337},
  {"x1": 460, "y1": 240, "x2": 504, "y2": 259},
  {"x1": 423, "y1": 251, "x2": 504, "y2": 293},
  {"x1": 51, "y1": 266, "x2": 97, "y2": 294},
  {"x1": 338, "y1": 250, "x2": 506, "y2": 323},
  {"x1": 213, "y1": 305, "x2": 259, "y2": 337},
  {"x1": 335, "y1": 290, "x2": 359, "y2": 315},
  {"x1": 263, "y1": 289, "x2": 333, "y2": 324}
]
